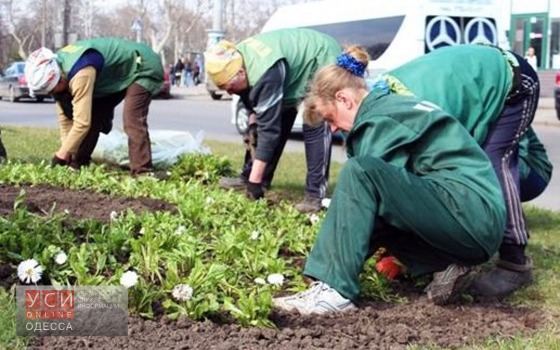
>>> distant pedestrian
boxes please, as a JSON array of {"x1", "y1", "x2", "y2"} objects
[
  {"x1": 174, "y1": 58, "x2": 184, "y2": 87},
  {"x1": 183, "y1": 57, "x2": 193, "y2": 87},
  {"x1": 169, "y1": 63, "x2": 176, "y2": 87},
  {"x1": 195, "y1": 54, "x2": 204, "y2": 83},
  {"x1": 524, "y1": 46, "x2": 538, "y2": 71},
  {"x1": 192, "y1": 61, "x2": 201, "y2": 86}
]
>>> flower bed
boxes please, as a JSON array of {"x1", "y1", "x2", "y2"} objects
[{"x1": 0, "y1": 155, "x2": 551, "y2": 349}]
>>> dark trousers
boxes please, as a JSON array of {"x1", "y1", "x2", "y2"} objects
[
  {"x1": 241, "y1": 106, "x2": 332, "y2": 198},
  {"x1": 303, "y1": 121, "x2": 332, "y2": 198},
  {"x1": 68, "y1": 84, "x2": 153, "y2": 174},
  {"x1": 481, "y1": 53, "x2": 539, "y2": 248}
]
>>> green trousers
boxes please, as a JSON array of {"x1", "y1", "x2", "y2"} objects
[{"x1": 304, "y1": 156, "x2": 503, "y2": 300}]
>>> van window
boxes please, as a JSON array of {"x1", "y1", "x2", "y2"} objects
[{"x1": 302, "y1": 16, "x2": 405, "y2": 60}]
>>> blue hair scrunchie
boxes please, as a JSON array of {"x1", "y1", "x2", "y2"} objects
[{"x1": 336, "y1": 53, "x2": 366, "y2": 77}]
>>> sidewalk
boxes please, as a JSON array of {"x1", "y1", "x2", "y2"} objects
[
  {"x1": 170, "y1": 85, "x2": 560, "y2": 127},
  {"x1": 534, "y1": 97, "x2": 560, "y2": 127},
  {"x1": 169, "y1": 84, "x2": 211, "y2": 98}
]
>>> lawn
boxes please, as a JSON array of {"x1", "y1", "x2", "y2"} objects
[{"x1": 0, "y1": 126, "x2": 558, "y2": 349}]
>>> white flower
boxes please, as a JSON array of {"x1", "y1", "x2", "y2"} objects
[
  {"x1": 205, "y1": 197, "x2": 215, "y2": 204},
  {"x1": 321, "y1": 198, "x2": 331, "y2": 208},
  {"x1": 310, "y1": 213, "x2": 320, "y2": 225},
  {"x1": 139, "y1": 227, "x2": 145, "y2": 235},
  {"x1": 17, "y1": 259, "x2": 43, "y2": 284},
  {"x1": 250, "y1": 231, "x2": 260, "y2": 240},
  {"x1": 54, "y1": 251, "x2": 68, "y2": 265},
  {"x1": 254, "y1": 277, "x2": 266, "y2": 285},
  {"x1": 171, "y1": 284, "x2": 193, "y2": 301},
  {"x1": 120, "y1": 270, "x2": 139, "y2": 289},
  {"x1": 174, "y1": 225, "x2": 187, "y2": 235},
  {"x1": 109, "y1": 211, "x2": 118, "y2": 221},
  {"x1": 63, "y1": 209, "x2": 71, "y2": 215},
  {"x1": 266, "y1": 273, "x2": 284, "y2": 286}
]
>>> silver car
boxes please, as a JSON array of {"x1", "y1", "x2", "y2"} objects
[{"x1": 0, "y1": 61, "x2": 51, "y2": 102}]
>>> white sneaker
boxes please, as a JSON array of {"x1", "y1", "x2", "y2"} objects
[{"x1": 273, "y1": 281, "x2": 356, "y2": 315}]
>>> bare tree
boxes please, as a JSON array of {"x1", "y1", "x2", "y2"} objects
[
  {"x1": 2, "y1": 0, "x2": 39, "y2": 59},
  {"x1": 152, "y1": 0, "x2": 211, "y2": 61},
  {"x1": 0, "y1": 0, "x2": 310, "y2": 66}
]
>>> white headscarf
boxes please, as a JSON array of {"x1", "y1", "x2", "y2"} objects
[{"x1": 25, "y1": 48, "x2": 61, "y2": 92}]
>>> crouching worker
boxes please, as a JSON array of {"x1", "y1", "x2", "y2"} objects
[
  {"x1": 273, "y1": 46, "x2": 506, "y2": 315},
  {"x1": 381, "y1": 44, "x2": 542, "y2": 297},
  {"x1": 25, "y1": 38, "x2": 164, "y2": 176}
]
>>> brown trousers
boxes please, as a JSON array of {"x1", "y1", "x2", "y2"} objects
[{"x1": 73, "y1": 83, "x2": 153, "y2": 174}]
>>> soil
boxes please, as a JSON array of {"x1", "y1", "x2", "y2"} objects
[
  {"x1": 0, "y1": 184, "x2": 176, "y2": 222},
  {"x1": 0, "y1": 184, "x2": 549, "y2": 349}
]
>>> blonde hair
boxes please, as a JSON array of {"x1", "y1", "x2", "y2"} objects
[{"x1": 304, "y1": 45, "x2": 370, "y2": 126}]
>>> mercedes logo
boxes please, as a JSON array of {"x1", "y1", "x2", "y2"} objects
[
  {"x1": 465, "y1": 17, "x2": 498, "y2": 45},
  {"x1": 425, "y1": 16, "x2": 461, "y2": 52}
]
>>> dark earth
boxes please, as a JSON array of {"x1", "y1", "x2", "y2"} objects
[{"x1": 0, "y1": 184, "x2": 550, "y2": 349}]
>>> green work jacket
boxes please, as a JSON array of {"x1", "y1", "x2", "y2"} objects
[
  {"x1": 236, "y1": 28, "x2": 340, "y2": 106},
  {"x1": 346, "y1": 90, "x2": 506, "y2": 256},
  {"x1": 388, "y1": 44, "x2": 512, "y2": 144},
  {"x1": 56, "y1": 38, "x2": 163, "y2": 97}
]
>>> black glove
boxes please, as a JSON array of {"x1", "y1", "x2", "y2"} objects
[
  {"x1": 246, "y1": 181, "x2": 264, "y2": 200},
  {"x1": 51, "y1": 156, "x2": 69, "y2": 167}
]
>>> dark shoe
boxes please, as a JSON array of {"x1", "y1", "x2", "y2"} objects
[
  {"x1": 219, "y1": 176, "x2": 247, "y2": 190},
  {"x1": 468, "y1": 258, "x2": 533, "y2": 297},
  {"x1": 294, "y1": 196, "x2": 323, "y2": 214},
  {"x1": 424, "y1": 264, "x2": 472, "y2": 305}
]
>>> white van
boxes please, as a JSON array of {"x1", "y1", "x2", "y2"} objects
[{"x1": 232, "y1": 0, "x2": 508, "y2": 133}]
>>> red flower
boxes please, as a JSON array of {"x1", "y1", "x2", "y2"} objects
[{"x1": 375, "y1": 256, "x2": 402, "y2": 280}]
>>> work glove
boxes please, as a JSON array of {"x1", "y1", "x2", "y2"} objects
[
  {"x1": 246, "y1": 181, "x2": 264, "y2": 200},
  {"x1": 51, "y1": 155, "x2": 70, "y2": 167}
]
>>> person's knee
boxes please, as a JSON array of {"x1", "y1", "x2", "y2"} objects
[{"x1": 341, "y1": 156, "x2": 385, "y2": 179}]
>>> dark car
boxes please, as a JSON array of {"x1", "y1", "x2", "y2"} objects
[
  {"x1": 555, "y1": 71, "x2": 560, "y2": 120},
  {"x1": 0, "y1": 61, "x2": 50, "y2": 102}
]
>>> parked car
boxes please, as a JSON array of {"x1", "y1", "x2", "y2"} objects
[
  {"x1": 154, "y1": 65, "x2": 171, "y2": 99},
  {"x1": 231, "y1": 95, "x2": 304, "y2": 135},
  {"x1": 555, "y1": 71, "x2": 560, "y2": 120},
  {"x1": 205, "y1": 73, "x2": 228, "y2": 100},
  {"x1": 231, "y1": 96, "x2": 346, "y2": 143},
  {"x1": 0, "y1": 61, "x2": 50, "y2": 102}
]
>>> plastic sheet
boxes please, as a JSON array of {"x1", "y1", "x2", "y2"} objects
[{"x1": 91, "y1": 129, "x2": 210, "y2": 168}]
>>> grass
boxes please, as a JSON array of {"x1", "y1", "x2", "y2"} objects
[
  {"x1": 0, "y1": 126, "x2": 343, "y2": 200},
  {"x1": 0, "y1": 126, "x2": 559, "y2": 349},
  {"x1": 0, "y1": 289, "x2": 28, "y2": 350}
]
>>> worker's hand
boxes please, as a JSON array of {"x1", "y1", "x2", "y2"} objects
[
  {"x1": 51, "y1": 155, "x2": 69, "y2": 167},
  {"x1": 246, "y1": 181, "x2": 264, "y2": 200}
]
